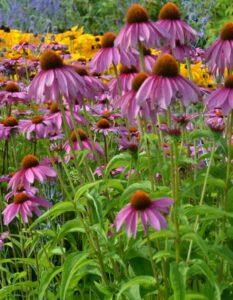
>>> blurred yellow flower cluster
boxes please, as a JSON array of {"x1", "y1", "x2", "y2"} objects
[
  {"x1": 0, "y1": 26, "x2": 215, "y2": 89},
  {"x1": 180, "y1": 62, "x2": 214, "y2": 89},
  {"x1": 0, "y1": 26, "x2": 102, "y2": 62}
]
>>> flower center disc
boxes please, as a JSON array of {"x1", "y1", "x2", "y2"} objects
[
  {"x1": 152, "y1": 54, "x2": 178, "y2": 77},
  {"x1": 50, "y1": 103, "x2": 60, "y2": 114},
  {"x1": 225, "y1": 74, "x2": 233, "y2": 88},
  {"x1": 101, "y1": 32, "x2": 116, "y2": 48},
  {"x1": 5, "y1": 82, "x2": 20, "y2": 93},
  {"x1": 132, "y1": 72, "x2": 148, "y2": 91},
  {"x1": 220, "y1": 22, "x2": 233, "y2": 40},
  {"x1": 75, "y1": 67, "x2": 89, "y2": 76},
  {"x1": 13, "y1": 192, "x2": 29, "y2": 204},
  {"x1": 3, "y1": 116, "x2": 18, "y2": 127},
  {"x1": 22, "y1": 154, "x2": 39, "y2": 169},
  {"x1": 31, "y1": 116, "x2": 44, "y2": 124},
  {"x1": 130, "y1": 190, "x2": 151, "y2": 210},
  {"x1": 71, "y1": 129, "x2": 88, "y2": 142},
  {"x1": 119, "y1": 65, "x2": 137, "y2": 74},
  {"x1": 97, "y1": 118, "x2": 111, "y2": 129},
  {"x1": 102, "y1": 110, "x2": 112, "y2": 118},
  {"x1": 129, "y1": 144, "x2": 138, "y2": 152},
  {"x1": 126, "y1": 4, "x2": 149, "y2": 24},
  {"x1": 40, "y1": 50, "x2": 63, "y2": 71},
  {"x1": 159, "y1": 2, "x2": 181, "y2": 20}
]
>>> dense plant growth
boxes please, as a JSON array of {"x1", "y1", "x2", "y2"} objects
[{"x1": 0, "y1": 1, "x2": 233, "y2": 299}]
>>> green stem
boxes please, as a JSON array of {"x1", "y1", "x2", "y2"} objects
[
  {"x1": 146, "y1": 235, "x2": 161, "y2": 298},
  {"x1": 186, "y1": 58, "x2": 193, "y2": 81},
  {"x1": 138, "y1": 42, "x2": 145, "y2": 72},
  {"x1": 113, "y1": 63, "x2": 121, "y2": 96},
  {"x1": 186, "y1": 141, "x2": 216, "y2": 264}
]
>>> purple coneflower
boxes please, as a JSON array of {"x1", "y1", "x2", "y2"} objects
[
  {"x1": 12, "y1": 41, "x2": 36, "y2": 51},
  {"x1": 115, "y1": 4, "x2": 167, "y2": 50},
  {"x1": 3, "y1": 192, "x2": 51, "y2": 225},
  {"x1": 156, "y1": 2, "x2": 197, "y2": 48},
  {"x1": 136, "y1": 47, "x2": 158, "y2": 73},
  {"x1": 8, "y1": 154, "x2": 56, "y2": 192},
  {"x1": 45, "y1": 103, "x2": 86, "y2": 130},
  {"x1": 109, "y1": 64, "x2": 138, "y2": 98},
  {"x1": 206, "y1": 115, "x2": 225, "y2": 133},
  {"x1": 29, "y1": 50, "x2": 84, "y2": 104},
  {"x1": 0, "y1": 116, "x2": 18, "y2": 140},
  {"x1": 12, "y1": 109, "x2": 33, "y2": 116},
  {"x1": 113, "y1": 72, "x2": 151, "y2": 123},
  {"x1": 136, "y1": 53, "x2": 200, "y2": 110},
  {"x1": 93, "y1": 118, "x2": 118, "y2": 136},
  {"x1": 19, "y1": 115, "x2": 54, "y2": 139},
  {"x1": 41, "y1": 41, "x2": 68, "y2": 51},
  {"x1": 162, "y1": 41, "x2": 194, "y2": 62},
  {"x1": 205, "y1": 74, "x2": 233, "y2": 113},
  {"x1": 90, "y1": 32, "x2": 137, "y2": 73},
  {"x1": 0, "y1": 231, "x2": 9, "y2": 250},
  {"x1": 64, "y1": 129, "x2": 103, "y2": 161},
  {"x1": 115, "y1": 190, "x2": 173, "y2": 237},
  {"x1": 0, "y1": 82, "x2": 28, "y2": 107},
  {"x1": 118, "y1": 135, "x2": 139, "y2": 153},
  {"x1": 205, "y1": 22, "x2": 233, "y2": 76},
  {"x1": 91, "y1": 105, "x2": 121, "y2": 121},
  {"x1": 74, "y1": 67, "x2": 107, "y2": 101}
]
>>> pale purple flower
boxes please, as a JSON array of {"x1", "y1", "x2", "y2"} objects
[
  {"x1": 136, "y1": 54, "x2": 200, "y2": 110},
  {"x1": 0, "y1": 231, "x2": 9, "y2": 250},
  {"x1": 29, "y1": 50, "x2": 85, "y2": 104},
  {"x1": 3, "y1": 192, "x2": 51, "y2": 225},
  {"x1": 205, "y1": 22, "x2": 233, "y2": 76},
  {"x1": 41, "y1": 42, "x2": 68, "y2": 51},
  {"x1": 205, "y1": 74, "x2": 233, "y2": 114},
  {"x1": 74, "y1": 66, "x2": 107, "y2": 100},
  {"x1": 19, "y1": 116, "x2": 55, "y2": 139},
  {"x1": 109, "y1": 65, "x2": 138, "y2": 98},
  {"x1": 64, "y1": 129, "x2": 103, "y2": 161},
  {"x1": 8, "y1": 155, "x2": 56, "y2": 192},
  {"x1": 90, "y1": 32, "x2": 137, "y2": 73},
  {"x1": 0, "y1": 116, "x2": 19, "y2": 140},
  {"x1": 0, "y1": 82, "x2": 29, "y2": 107},
  {"x1": 12, "y1": 41, "x2": 36, "y2": 51},
  {"x1": 162, "y1": 42, "x2": 195, "y2": 62},
  {"x1": 45, "y1": 103, "x2": 87, "y2": 130},
  {"x1": 115, "y1": 4, "x2": 168, "y2": 50},
  {"x1": 157, "y1": 2, "x2": 197, "y2": 48},
  {"x1": 115, "y1": 190, "x2": 173, "y2": 238},
  {"x1": 93, "y1": 118, "x2": 118, "y2": 136}
]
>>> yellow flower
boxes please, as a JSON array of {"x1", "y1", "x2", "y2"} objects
[{"x1": 180, "y1": 62, "x2": 215, "y2": 88}]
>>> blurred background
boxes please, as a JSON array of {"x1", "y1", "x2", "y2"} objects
[{"x1": 0, "y1": 0, "x2": 232, "y2": 46}]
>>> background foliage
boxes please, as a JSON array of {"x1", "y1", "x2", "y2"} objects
[{"x1": 0, "y1": 0, "x2": 232, "y2": 44}]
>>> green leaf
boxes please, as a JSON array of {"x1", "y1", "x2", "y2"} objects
[
  {"x1": 105, "y1": 152, "x2": 131, "y2": 175},
  {"x1": 181, "y1": 233, "x2": 208, "y2": 256},
  {"x1": 38, "y1": 267, "x2": 62, "y2": 300},
  {"x1": 153, "y1": 250, "x2": 175, "y2": 261},
  {"x1": 189, "y1": 130, "x2": 212, "y2": 140},
  {"x1": 185, "y1": 293, "x2": 209, "y2": 300},
  {"x1": 0, "y1": 281, "x2": 38, "y2": 297},
  {"x1": 210, "y1": 246, "x2": 233, "y2": 265},
  {"x1": 184, "y1": 205, "x2": 233, "y2": 220},
  {"x1": 75, "y1": 180, "x2": 102, "y2": 201},
  {"x1": 117, "y1": 276, "x2": 156, "y2": 299},
  {"x1": 30, "y1": 202, "x2": 75, "y2": 228},
  {"x1": 57, "y1": 219, "x2": 85, "y2": 240},
  {"x1": 60, "y1": 252, "x2": 90, "y2": 300},
  {"x1": 189, "y1": 260, "x2": 221, "y2": 299},
  {"x1": 169, "y1": 262, "x2": 186, "y2": 300}
]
